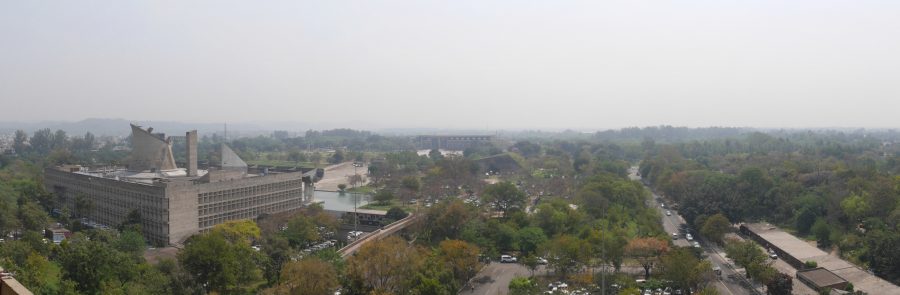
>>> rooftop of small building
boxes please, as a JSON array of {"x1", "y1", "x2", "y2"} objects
[
  {"x1": 0, "y1": 267, "x2": 34, "y2": 295},
  {"x1": 797, "y1": 268, "x2": 848, "y2": 288},
  {"x1": 744, "y1": 223, "x2": 900, "y2": 294},
  {"x1": 349, "y1": 209, "x2": 388, "y2": 215}
]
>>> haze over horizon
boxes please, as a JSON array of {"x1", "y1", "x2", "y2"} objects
[{"x1": 2, "y1": 1, "x2": 900, "y2": 130}]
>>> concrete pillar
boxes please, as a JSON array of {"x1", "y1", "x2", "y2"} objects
[{"x1": 186, "y1": 130, "x2": 198, "y2": 177}]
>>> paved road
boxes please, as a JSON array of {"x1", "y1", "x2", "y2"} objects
[
  {"x1": 459, "y1": 262, "x2": 536, "y2": 295},
  {"x1": 630, "y1": 167, "x2": 752, "y2": 295},
  {"x1": 315, "y1": 162, "x2": 368, "y2": 191}
]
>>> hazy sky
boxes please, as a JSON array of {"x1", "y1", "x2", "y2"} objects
[{"x1": 2, "y1": 1, "x2": 899, "y2": 130}]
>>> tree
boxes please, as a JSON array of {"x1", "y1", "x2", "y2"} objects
[
  {"x1": 386, "y1": 207, "x2": 408, "y2": 221},
  {"x1": 427, "y1": 200, "x2": 472, "y2": 241},
  {"x1": 812, "y1": 218, "x2": 832, "y2": 249},
  {"x1": 482, "y1": 181, "x2": 526, "y2": 216},
  {"x1": 178, "y1": 229, "x2": 264, "y2": 294},
  {"x1": 17, "y1": 201, "x2": 49, "y2": 231},
  {"x1": 347, "y1": 174, "x2": 365, "y2": 188},
  {"x1": 19, "y1": 252, "x2": 63, "y2": 295},
  {"x1": 114, "y1": 230, "x2": 147, "y2": 257},
  {"x1": 625, "y1": 237, "x2": 669, "y2": 279},
  {"x1": 338, "y1": 183, "x2": 347, "y2": 192},
  {"x1": 725, "y1": 240, "x2": 775, "y2": 282},
  {"x1": 509, "y1": 277, "x2": 539, "y2": 295},
  {"x1": 542, "y1": 235, "x2": 587, "y2": 278},
  {"x1": 522, "y1": 256, "x2": 540, "y2": 277},
  {"x1": 53, "y1": 129, "x2": 69, "y2": 150},
  {"x1": 373, "y1": 189, "x2": 395, "y2": 205},
  {"x1": 282, "y1": 215, "x2": 319, "y2": 248},
  {"x1": 400, "y1": 176, "x2": 421, "y2": 201},
  {"x1": 700, "y1": 213, "x2": 731, "y2": 245},
  {"x1": 428, "y1": 149, "x2": 443, "y2": 161},
  {"x1": 513, "y1": 141, "x2": 541, "y2": 158},
  {"x1": 30, "y1": 128, "x2": 54, "y2": 154},
  {"x1": 346, "y1": 236, "x2": 423, "y2": 294},
  {"x1": 211, "y1": 219, "x2": 262, "y2": 243},
  {"x1": 438, "y1": 240, "x2": 480, "y2": 284},
  {"x1": 57, "y1": 234, "x2": 137, "y2": 294},
  {"x1": 864, "y1": 229, "x2": 900, "y2": 283},
  {"x1": 796, "y1": 206, "x2": 819, "y2": 235},
  {"x1": 74, "y1": 194, "x2": 94, "y2": 218},
  {"x1": 329, "y1": 149, "x2": 345, "y2": 164},
  {"x1": 517, "y1": 227, "x2": 548, "y2": 256},
  {"x1": 767, "y1": 272, "x2": 793, "y2": 295},
  {"x1": 658, "y1": 248, "x2": 713, "y2": 291},
  {"x1": 287, "y1": 149, "x2": 307, "y2": 163},
  {"x1": 13, "y1": 130, "x2": 28, "y2": 154},
  {"x1": 266, "y1": 258, "x2": 339, "y2": 295},
  {"x1": 118, "y1": 209, "x2": 142, "y2": 233},
  {"x1": 841, "y1": 194, "x2": 870, "y2": 223},
  {"x1": 260, "y1": 234, "x2": 293, "y2": 285}
]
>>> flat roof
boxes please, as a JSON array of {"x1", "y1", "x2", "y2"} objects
[
  {"x1": 349, "y1": 209, "x2": 388, "y2": 215},
  {"x1": 798, "y1": 268, "x2": 847, "y2": 288},
  {"x1": 744, "y1": 223, "x2": 900, "y2": 294},
  {"x1": 743, "y1": 223, "x2": 827, "y2": 260}
]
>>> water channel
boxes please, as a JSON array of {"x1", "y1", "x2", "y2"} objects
[{"x1": 310, "y1": 190, "x2": 371, "y2": 212}]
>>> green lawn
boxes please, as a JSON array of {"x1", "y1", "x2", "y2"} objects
[
  {"x1": 347, "y1": 186, "x2": 376, "y2": 194},
  {"x1": 359, "y1": 199, "x2": 414, "y2": 212}
]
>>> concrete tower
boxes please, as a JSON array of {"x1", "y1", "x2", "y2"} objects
[{"x1": 185, "y1": 130, "x2": 198, "y2": 176}]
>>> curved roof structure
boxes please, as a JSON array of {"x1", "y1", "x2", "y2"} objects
[{"x1": 129, "y1": 124, "x2": 178, "y2": 172}]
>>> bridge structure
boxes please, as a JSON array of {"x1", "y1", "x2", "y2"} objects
[{"x1": 338, "y1": 213, "x2": 420, "y2": 258}]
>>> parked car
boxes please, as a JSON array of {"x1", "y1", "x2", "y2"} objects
[
  {"x1": 537, "y1": 257, "x2": 548, "y2": 264},
  {"x1": 672, "y1": 232, "x2": 679, "y2": 240},
  {"x1": 666, "y1": 210, "x2": 672, "y2": 216},
  {"x1": 685, "y1": 234, "x2": 693, "y2": 241},
  {"x1": 500, "y1": 255, "x2": 517, "y2": 263}
]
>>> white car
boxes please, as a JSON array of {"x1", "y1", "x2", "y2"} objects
[
  {"x1": 672, "y1": 232, "x2": 679, "y2": 240},
  {"x1": 685, "y1": 234, "x2": 693, "y2": 241},
  {"x1": 500, "y1": 255, "x2": 517, "y2": 263},
  {"x1": 666, "y1": 210, "x2": 672, "y2": 216},
  {"x1": 536, "y1": 257, "x2": 548, "y2": 264}
]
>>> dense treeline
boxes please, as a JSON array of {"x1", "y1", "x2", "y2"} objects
[
  {"x1": 639, "y1": 131, "x2": 900, "y2": 284},
  {"x1": 594, "y1": 126, "x2": 744, "y2": 143}
]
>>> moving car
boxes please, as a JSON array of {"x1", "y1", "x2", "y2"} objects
[{"x1": 666, "y1": 210, "x2": 672, "y2": 216}]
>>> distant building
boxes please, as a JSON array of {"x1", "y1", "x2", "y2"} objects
[
  {"x1": 44, "y1": 227, "x2": 72, "y2": 244},
  {"x1": 44, "y1": 124, "x2": 321, "y2": 246},
  {"x1": 415, "y1": 135, "x2": 493, "y2": 151},
  {"x1": 475, "y1": 153, "x2": 522, "y2": 173}
]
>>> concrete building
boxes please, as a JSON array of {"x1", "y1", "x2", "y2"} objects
[
  {"x1": 0, "y1": 267, "x2": 32, "y2": 295},
  {"x1": 797, "y1": 268, "x2": 850, "y2": 291},
  {"x1": 415, "y1": 135, "x2": 493, "y2": 151},
  {"x1": 44, "y1": 124, "x2": 320, "y2": 246},
  {"x1": 741, "y1": 223, "x2": 900, "y2": 294}
]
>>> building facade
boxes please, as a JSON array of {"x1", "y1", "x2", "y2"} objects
[
  {"x1": 43, "y1": 124, "x2": 316, "y2": 246},
  {"x1": 415, "y1": 135, "x2": 493, "y2": 151}
]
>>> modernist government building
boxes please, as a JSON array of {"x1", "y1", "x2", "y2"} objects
[{"x1": 44, "y1": 124, "x2": 319, "y2": 245}]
